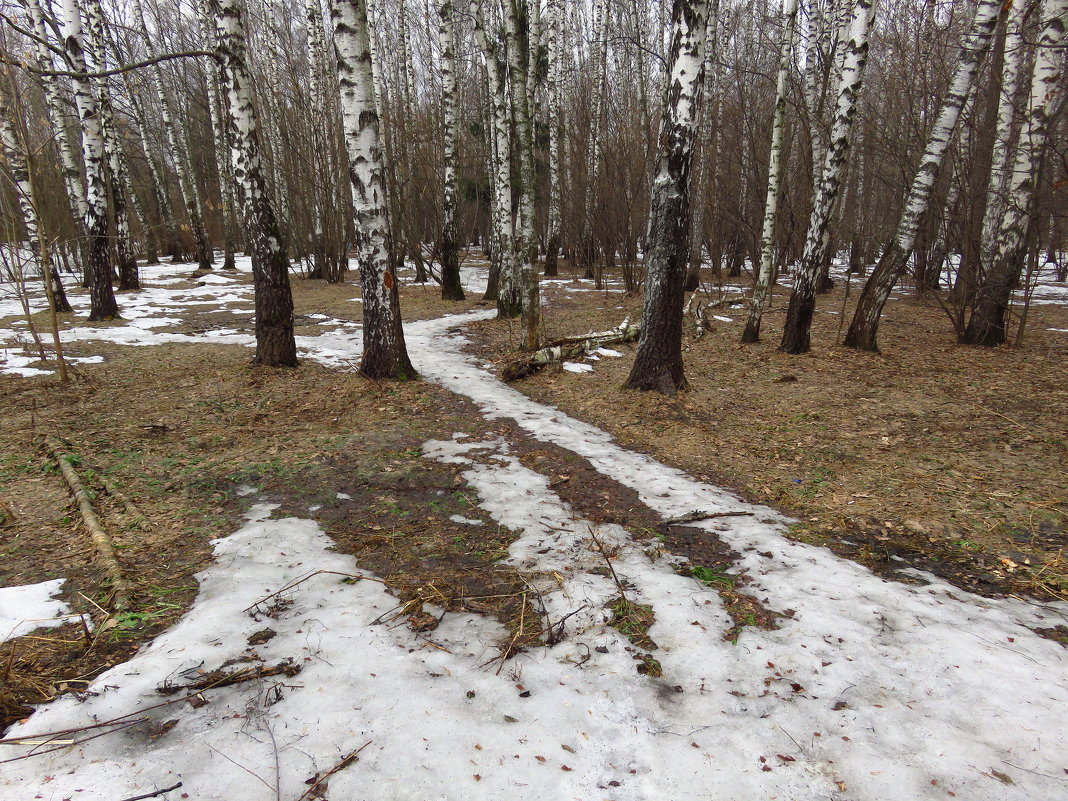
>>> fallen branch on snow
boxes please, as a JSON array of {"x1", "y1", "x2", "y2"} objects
[
  {"x1": 501, "y1": 321, "x2": 641, "y2": 381},
  {"x1": 156, "y1": 659, "x2": 302, "y2": 695},
  {"x1": 114, "y1": 782, "x2": 184, "y2": 801},
  {"x1": 296, "y1": 741, "x2": 372, "y2": 801},
  {"x1": 662, "y1": 510, "x2": 754, "y2": 526}
]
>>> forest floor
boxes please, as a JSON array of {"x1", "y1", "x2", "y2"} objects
[{"x1": 0, "y1": 254, "x2": 1065, "y2": 800}]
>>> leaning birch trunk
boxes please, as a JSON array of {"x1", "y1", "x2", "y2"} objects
[
  {"x1": 471, "y1": 0, "x2": 519, "y2": 317},
  {"x1": 504, "y1": 0, "x2": 540, "y2": 350},
  {"x1": 625, "y1": 0, "x2": 707, "y2": 395},
  {"x1": 779, "y1": 0, "x2": 874, "y2": 355},
  {"x1": 963, "y1": 0, "x2": 1068, "y2": 346},
  {"x1": 438, "y1": 1, "x2": 465, "y2": 301},
  {"x1": 132, "y1": 0, "x2": 213, "y2": 272},
  {"x1": 82, "y1": 0, "x2": 139, "y2": 291},
  {"x1": 979, "y1": 0, "x2": 1031, "y2": 271},
  {"x1": 58, "y1": 0, "x2": 119, "y2": 321},
  {"x1": 741, "y1": 0, "x2": 800, "y2": 344},
  {"x1": 0, "y1": 93, "x2": 71, "y2": 316},
  {"x1": 544, "y1": 0, "x2": 563, "y2": 277},
  {"x1": 209, "y1": 0, "x2": 297, "y2": 367},
  {"x1": 331, "y1": 0, "x2": 416, "y2": 379},
  {"x1": 842, "y1": 0, "x2": 1004, "y2": 351}
]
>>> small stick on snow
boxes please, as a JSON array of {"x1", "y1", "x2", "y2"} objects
[
  {"x1": 113, "y1": 782, "x2": 184, "y2": 801},
  {"x1": 296, "y1": 741, "x2": 372, "y2": 801}
]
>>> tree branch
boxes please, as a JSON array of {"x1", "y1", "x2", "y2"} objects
[{"x1": 0, "y1": 48, "x2": 217, "y2": 79}]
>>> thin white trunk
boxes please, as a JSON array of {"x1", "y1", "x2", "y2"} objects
[
  {"x1": 743, "y1": 0, "x2": 801, "y2": 343},
  {"x1": 438, "y1": 0, "x2": 464, "y2": 300}
]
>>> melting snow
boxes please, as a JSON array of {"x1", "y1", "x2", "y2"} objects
[{"x1": 0, "y1": 579, "x2": 77, "y2": 642}]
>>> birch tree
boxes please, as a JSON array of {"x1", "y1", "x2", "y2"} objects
[
  {"x1": 0, "y1": 87, "x2": 72, "y2": 313},
  {"x1": 741, "y1": 0, "x2": 800, "y2": 344},
  {"x1": 779, "y1": 0, "x2": 874, "y2": 355},
  {"x1": 332, "y1": 0, "x2": 416, "y2": 379},
  {"x1": 82, "y1": 0, "x2": 139, "y2": 290},
  {"x1": 437, "y1": 0, "x2": 464, "y2": 301},
  {"x1": 625, "y1": 0, "x2": 708, "y2": 395},
  {"x1": 544, "y1": 0, "x2": 563, "y2": 277},
  {"x1": 58, "y1": 0, "x2": 119, "y2": 321},
  {"x1": 209, "y1": 0, "x2": 298, "y2": 367},
  {"x1": 842, "y1": 0, "x2": 1004, "y2": 351},
  {"x1": 963, "y1": 0, "x2": 1068, "y2": 346}
]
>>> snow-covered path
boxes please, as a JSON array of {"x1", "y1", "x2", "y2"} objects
[{"x1": 1, "y1": 275, "x2": 1066, "y2": 800}]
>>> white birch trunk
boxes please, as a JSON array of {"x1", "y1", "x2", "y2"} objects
[
  {"x1": 964, "y1": 0, "x2": 1068, "y2": 345},
  {"x1": 471, "y1": 0, "x2": 519, "y2": 317},
  {"x1": 843, "y1": 0, "x2": 1004, "y2": 350},
  {"x1": 331, "y1": 0, "x2": 416, "y2": 379},
  {"x1": 82, "y1": 0, "x2": 139, "y2": 290},
  {"x1": 742, "y1": 0, "x2": 801, "y2": 344},
  {"x1": 980, "y1": 0, "x2": 1031, "y2": 267},
  {"x1": 24, "y1": 0, "x2": 88, "y2": 252},
  {"x1": 544, "y1": 0, "x2": 563, "y2": 277},
  {"x1": 781, "y1": 0, "x2": 875, "y2": 354},
  {"x1": 438, "y1": 0, "x2": 465, "y2": 300},
  {"x1": 58, "y1": 0, "x2": 119, "y2": 321},
  {"x1": 209, "y1": 0, "x2": 298, "y2": 367},
  {"x1": 505, "y1": 0, "x2": 540, "y2": 350}
]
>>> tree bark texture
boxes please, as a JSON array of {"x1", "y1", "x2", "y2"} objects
[
  {"x1": 438, "y1": 1, "x2": 465, "y2": 301},
  {"x1": 625, "y1": 0, "x2": 707, "y2": 395},
  {"x1": 210, "y1": 0, "x2": 298, "y2": 367},
  {"x1": 780, "y1": 0, "x2": 874, "y2": 354},
  {"x1": 332, "y1": 0, "x2": 416, "y2": 379}
]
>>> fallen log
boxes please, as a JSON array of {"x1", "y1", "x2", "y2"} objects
[
  {"x1": 501, "y1": 322, "x2": 641, "y2": 381},
  {"x1": 45, "y1": 437, "x2": 130, "y2": 610}
]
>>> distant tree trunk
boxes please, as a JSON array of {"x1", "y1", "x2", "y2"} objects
[
  {"x1": 438, "y1": 1, "x2": 465, "y2": 301},
  {"x1": 963, "y1": 0, "x2": 1067, "y2": 346},
  {"x1": 0, "y1": 92, "x2": 71, "y2": 313},
  {"x1": 471, "y1": 0, "x2": 520, "y2": 317},
  {"x1": 198, "y1": 0, "x2": 240, "y2": 270},
  {"x1": 332, "y1": 0, "x2": 416, "y2": 379},
  {"x1": 581, "y1": 0, "x2": 608, "y2": 276},
  {"x1": 742, "y1": 0, "x2": 800, "y2": 343},
  {"x1": 843, "y1": 0, "x2": 1003, "y2": 351},
  {"x1": 780, "y1": 0, "x2": 874, "y2": 355},
  {"x1": 209, "y1": 0, "x2": 297, "y2": 367},
  {"x1": 133, "y1": 0, "x2": 213, "y2": 271},
  {"x1": 544, "y1": 0, "x2": 563, "y2": 278},
  {"x1": 58, "y1": 0, "x2": 119, "y2": 321},
  {"x1": 625, "y1": 0, "x2": 707, "y2": 395}
]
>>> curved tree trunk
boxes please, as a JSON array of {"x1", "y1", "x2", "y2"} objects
[
  {"x1": 843, "y1": 0, "x2": 1003, "y2": 351},
  {"x1": 625, "y1": 0, "x2": 708, "y2": 395},
  {"x1": 780, "y1": 0, "x2": 874, "y2": 355},
  {"x1": 209, "y1": 0, "x2": 297, "y2": 367},
  {"x1": 332, "y1": 0, "x2": 416, "y2": 379}
]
